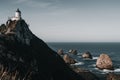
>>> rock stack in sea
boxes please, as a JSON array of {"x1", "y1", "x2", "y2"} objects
[
  {"x1": 96, "y1": 53, "x2": 113, "y2": 70},
  {"x1": 63, "y1": 54, "x2": 77, "y2": 64},
  {"x1": 68, "y1": 49, "x2": 77, "y2": 55},
  {"x1": 57, "y1": 49, "x2": 64, "y2": 55},
  {"x1": 82, "y1": 51, "x2": 92, "y2": 59}
]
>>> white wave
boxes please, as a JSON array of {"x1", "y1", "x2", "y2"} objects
[
  {"x1": 94, "y1": 68, "x2": 113, "y2": 73},
  {"x1": 93, "y1": 57, "x2": 98, "y2": 60},
  {"x1": 94, "y1": 68, "x2": 99, "y2": 70},
  {"x1": 89, "y1": 64, "x2": 96, "y2": 67},
  {"x1": 93, "y1": 68, "x2": 120, "y2": 74},
  {"x1": 92, "y1": 64, "x2": 96, "y2": 67},
  {"x1": 102, "y1": 68, "x2": 120, "y2": 73},
  {"x1": 74, "y1": 62, "x2": 84, "y2": 65},
  {"x1": 114, "y1": 69, "x2": 120, "y2": 72},
  {"x1": 103, "y1": 69, "x2": 114, "y2": 73},
  {"x1": 77, "y1": 53, "x2": 82, "y2": 55}
]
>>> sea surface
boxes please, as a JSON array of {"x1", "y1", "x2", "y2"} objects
[{"x1": 47, "y1": 42, "x2": 120, "y2": 76}]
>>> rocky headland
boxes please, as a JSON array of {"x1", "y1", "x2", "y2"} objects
[
  {"x1": 0, "y1": 9, "x2": 119, "y2": 80},
  {"x1": 0, "y1": 18, "x2": 88, "y2": 80}
]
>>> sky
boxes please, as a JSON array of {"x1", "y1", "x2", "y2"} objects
[{"x1": 0, "y1": 0, "x2": 120, "y2": 42}]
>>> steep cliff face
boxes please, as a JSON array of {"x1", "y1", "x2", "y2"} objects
[{"x1": 0, "y1": 20, "x2": 84, "y2": 80}]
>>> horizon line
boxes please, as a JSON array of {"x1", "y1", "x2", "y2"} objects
[{"x1": 46, "y1": 42, "x2": 120, "y2": 43}]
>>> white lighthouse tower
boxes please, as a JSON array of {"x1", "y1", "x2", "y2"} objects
[
  {"x1": 15, "y1": 8, "x2": 21, "y2": 19},
  {"x1": 11, "y1": 8, "x2": 22, "y2": 21}
]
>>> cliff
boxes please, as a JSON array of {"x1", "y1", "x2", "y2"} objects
[{"x1": 0, "y1": 19, "x2": 85, "y2": 80}]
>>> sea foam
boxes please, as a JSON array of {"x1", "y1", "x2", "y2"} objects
[
  {"x1": 114, "y1": 69, "x2": 120, "y2": 72},
  {"x1": 103, "y1": 69, "x2": 114, "y2": 73},
  {"x1": 73, "y1": 62, "x2": 84, "y2": 65},
  {"x1": 93, "y1": 57, "x2": 98, "y2": 60}
]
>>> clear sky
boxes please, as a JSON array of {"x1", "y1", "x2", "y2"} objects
[{"x1": 0, "y1": 0, "x2": 120, "y2": 42}]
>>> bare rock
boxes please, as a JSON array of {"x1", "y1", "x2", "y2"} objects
[
  {"x1": 68, "y1": 49, "x2": 77, "y2": 55},
  {"x1": 71, "y1": 66, "x2": 99, "y2": 80},
  {"x1": 96, "y1": 54, "x2": 113, "y2": 70},
  {"x1": 63, "y1": 54, "x2": 77, "y2": 64},
  {"x1": 107, "y1": 73, "x2": 120, "y2": 80},
  {"x1": 82, "y1": 51, "x2": 92, "y2": 59},
  {"x1": 57, "y1": 49, "x2": 64, "y2": 55}
]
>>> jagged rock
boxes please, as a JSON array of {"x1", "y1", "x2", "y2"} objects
[
  {"x1": 82, "y1": 51, "x2": 92, "y2": 59},
  {"x1": 57, "y1": 49, "x2": 64, "y2": 55},
  {"x1": 71, "y1": 65, "x2": 99, "y2": 80},
  {"x1": 0, "y1": 19, "x2": 85, "y2": 80},
  {"x1": 63, "y1": 54, "x2": 77, "y2": 64},
  {"x1": 68, "y1": 49, "x2": 77, "y2": 55},
  {"x1": 106, "y1": 73, "x2": 120, "y2": 80},
  {"x1": 5, "y1": 20, "x2": 17, "y2": 34},
  {"x1": 96, "y1": 54, "x2": 113, "y2": 70},
  {"x1": 0, "y1": 24, "x2": 7, "y2": 34}
]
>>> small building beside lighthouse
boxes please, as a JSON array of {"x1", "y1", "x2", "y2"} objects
[{"x1": 11, "y1": 8, "x2": 22, "y2": 21}]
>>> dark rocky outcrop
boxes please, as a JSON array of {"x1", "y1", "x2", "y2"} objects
[
  {"x1": 63, "y1": 54, "x2": 77, "y2": 64},
  {"x1": 71, "y1": 66, "x2": 99, "y2": 80},
  {"x1": 82, "y1": 51, "x2": 92, "y2": 59},
  {"x1": 57, "y1": 49, "x2": 64, "y2": 55},
  {"x1": 0, "y1": 24, "x2": 7, "y2": 34},
  {"x1": 68, "y1": 49, "x2": 77, "y2": 55},
  {"x1": 96, "y1": 54, "x2": 113, "y2": 70},
  {"x1": 0, "y1": 19, "x2": 85, "y2": 80},
  {"x1": 106, "y1": 73, "x2": 120, "y2": 80}
]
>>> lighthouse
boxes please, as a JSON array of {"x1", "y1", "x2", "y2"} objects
[
  {"x1": 11, "y1": 8, "x2": 22, "y2": 21},
  {"x1": 15, "y1": 8, "x2": 21, "y2": 19}
]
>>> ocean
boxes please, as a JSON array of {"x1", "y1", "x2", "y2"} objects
[{"x1": 47, "y1": 42, "x2": 120, "y2": 76}]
